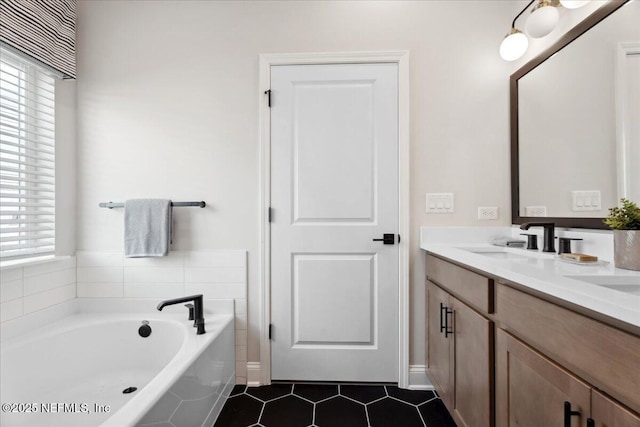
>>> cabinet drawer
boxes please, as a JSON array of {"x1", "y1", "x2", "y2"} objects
[
  {"x1": 496, "y1": 284, "x2": 640, "y2": 414},
  {"x1": 426, "y1": 254, "x2": 493, "y2": 314}
]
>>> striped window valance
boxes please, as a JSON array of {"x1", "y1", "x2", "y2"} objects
[{"x1": 0, "y1": 0, "x2": 76, "y2": 79}]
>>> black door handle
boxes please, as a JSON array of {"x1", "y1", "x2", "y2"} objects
[
  {"x1": 564, "y1": 401, "x2": 580, "y2": 427},
  {"x1": 373, "y1": 234, "x2": 395, "y2": 244},
  {"x1": 587, "y1": 419, "x2": 595, "y2": 427}
]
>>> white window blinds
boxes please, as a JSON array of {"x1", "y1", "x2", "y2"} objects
[{"x1": 0, "y1": 47, "x2": 56, "y2": 260}]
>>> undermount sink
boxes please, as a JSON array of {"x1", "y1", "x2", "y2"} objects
[
  {"x1": 459, "y1": 247, "x2": 554, "y2": 261},
  {"x1": 471, "y1": 251, "x2": 530, "y2": 260},
  {"x1": 565, "y1": 275, "x2": 640, "y2": 296}
]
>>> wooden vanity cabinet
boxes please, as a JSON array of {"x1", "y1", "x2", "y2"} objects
[
  {"x1": 495, "y1": 283, "x2": 640, "y2": 427},
  {"x1": 425, "y1": 253, "x2": 640, "y2": 427},
  {"x1": 426, "y1": 255, "x2": 493, "y2": 427},
  {"x1": 496, "y1": 328, "x2": 640, "y2": 427}
]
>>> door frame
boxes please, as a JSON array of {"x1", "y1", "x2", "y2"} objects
[{"x1": 258, "y1": 51, "x2": 410, "y2": 387}]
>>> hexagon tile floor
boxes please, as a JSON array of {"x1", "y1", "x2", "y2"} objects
[{"x1": 214, "y1": 383, "x2": 457, "y2": 427}]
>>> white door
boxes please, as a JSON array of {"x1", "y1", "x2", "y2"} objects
[{"x1": 270, "y1": 63, "x2": 399, "y2": 382}]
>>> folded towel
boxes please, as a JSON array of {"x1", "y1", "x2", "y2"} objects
[
  {"x1": 124, "y1": 199, "x2": 172, "y2": 258},
  {"x1": 490, "y1": 236, "x2": 526, "y2": 248}
]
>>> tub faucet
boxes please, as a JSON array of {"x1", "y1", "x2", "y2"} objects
[
  {"x1": 157, "y1": 294, "x2": 206, "y2": 335},
  {"x1": 520, "y1": 222, "x2": 555, "y2": 253}
]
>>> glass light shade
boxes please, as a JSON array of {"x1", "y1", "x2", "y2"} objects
[
  {"x1": 559, "y1": 0, "x2": 590, "y2": 9},
  {"x1": 526, "y1": 2, "x2": 560, "y2": 38},
  {"x1": 500, "y1": 29, "x2": 529, "y2": 61}
]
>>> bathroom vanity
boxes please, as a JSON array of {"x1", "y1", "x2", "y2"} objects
[{"x1": 422, "y1": 229, "x2": 640, "y2": 427}]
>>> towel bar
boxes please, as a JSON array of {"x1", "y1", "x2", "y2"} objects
[{"x1": 99, "y1": 201, "x2": 206, "y2": 209}]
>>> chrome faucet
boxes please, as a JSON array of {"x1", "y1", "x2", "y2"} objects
[
  {"x1": 157, "y1": 294, "x2": 206, "y2": 335},
  {"x1": 520, "y1": 222, "x2": 555, "y2": 253}
]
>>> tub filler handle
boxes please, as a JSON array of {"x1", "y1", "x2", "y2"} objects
[
  {"x1": 157, "y1": 295, "x2": 206, "y2": 335},
  {"x1": 185, "y1": 303, "x2": 195, "y2": 321}
]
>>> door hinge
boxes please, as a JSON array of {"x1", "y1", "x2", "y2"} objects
[
  {"x1": 269, "y1": 323, "x2": 273, "y2": 340},
  {"x1": 268, "y1": 207, "x2": 273, "y2": 223},
  {"x1": 264, "y1": 89, "x2": 271, "y2": 107}
]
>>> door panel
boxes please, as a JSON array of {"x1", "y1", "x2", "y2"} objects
[
  {"x1": 293, "y1": 81, "x2": 375, "y2": 223},
  {"x1": 427, "y1": 281, "x2": 452, "y2": 408},
  {"x1": 496, "y1": 329, "x2": 591, "y2": 427},
  {"x1": 271, "y1": 63, "x2": 399, "y2": 382},
  {"x1": 293, "y1": 253, "x2": 375, "y2": 345},
  {"x1": 592, "y1": 389, "x2": 640, "y2": 427},
  {"x1": 452, "y1": 297, "x2": 492, "y2": 427}
]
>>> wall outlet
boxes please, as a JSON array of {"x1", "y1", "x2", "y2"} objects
[
  {"x1": 478, "y1": 207, "x2": 498, "y2": 220},
  {"x1": 571, "y1": 190, "x2": 601, "y2": 211},
  {"x1": 525, "y1": 206, "x2": 547, "y2": 217},
  {"x1": 426, "y1": 193, "x2": 454, "y2": 213}
]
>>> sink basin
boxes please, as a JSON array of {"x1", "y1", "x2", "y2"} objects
[
  {"x1": 565, "y1": 275, "x2": 640, "y2": 296},
  {"x1": 459, "y1": 247, "x2": 554, "y2": 261},
  {"x1": 471, "y1": 251, "x2": 530, "y2": 260}
]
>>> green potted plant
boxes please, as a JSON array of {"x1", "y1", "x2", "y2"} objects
[{"x1": 604, "y1": 198, "x2": 640, "y2": 271}]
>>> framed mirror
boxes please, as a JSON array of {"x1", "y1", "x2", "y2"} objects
[{"x1": 510, "y1": 0, "x2": 638, "y2": 229}]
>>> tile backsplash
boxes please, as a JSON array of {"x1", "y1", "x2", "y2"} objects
[
  {"x1": 0, "y1": 257, "x2": 76, "y2": 323},
  {"x1": 1, "y1": 250, "x2": 248, "y2": 383},
  {"x1": 76, "y1": 250, "x2": 248, "y2": 384}
]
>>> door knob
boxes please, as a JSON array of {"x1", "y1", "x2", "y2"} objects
[{"x1": 373, "y1": 234, "x2": 396, "y2": 245}]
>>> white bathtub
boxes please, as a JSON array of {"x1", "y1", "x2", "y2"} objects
[{"x1": 0, "y1": 298, "x2": 235, "y2": 427}]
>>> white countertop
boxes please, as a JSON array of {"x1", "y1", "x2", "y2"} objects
[{"x1": 420, "y1": 227, "x2": 640, "y2": 329}]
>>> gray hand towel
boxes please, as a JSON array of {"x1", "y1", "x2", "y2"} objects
[{"x1": 124, "y1": 199, "x2": 172, "y2": 257}]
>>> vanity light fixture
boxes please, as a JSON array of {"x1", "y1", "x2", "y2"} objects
[
  {"x1": 526, "y1": 0, "x2": 560, "y2": 38},
  {"x1": 500, "y1": 0, "x2": 535, "y2": 61},
  {"x1": 559, "y1": 0, "x2": 590, "y2": 9},
  {"x1": 500, "y1": 0, "x2": 591, "y2": 61}
]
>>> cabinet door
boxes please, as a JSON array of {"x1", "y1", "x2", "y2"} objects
[
  {"x1": 592, "y1": 389, "x2": 640, "y2": 427},
  {"x1": 451, "y1": 297, "x2": 492, "y2": 427},
  {"x1": 427, "y1": 280, "x2": 452, "y2": 408},
  {"x1": 496, "y1": 329, "x2": 591, "y2": 427}
]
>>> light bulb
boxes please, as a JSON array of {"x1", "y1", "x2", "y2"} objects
[
  {"x1": 559, "y1": 0, "x2": 590, "y2": 9},
  {"x1": 500, "y1": 28, "x2": 529, "y2": 61},
  {"x1": 526, "y1": 1, "x2": 559, "y2": 38}
]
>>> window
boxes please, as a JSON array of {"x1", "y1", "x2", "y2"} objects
[{"x1": 0, "y1": 47, "x2": 56, "y2": 260}]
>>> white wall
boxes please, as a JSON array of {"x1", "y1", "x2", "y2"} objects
[{"x1": 75, "y1": 0, "x2": 519, "y2": 369}]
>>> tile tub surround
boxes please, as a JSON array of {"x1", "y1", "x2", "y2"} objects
[
  {"x1": 215, "y1": 383, "x2": 455, "y2": 427},
  {"x1": 420, "y1": 227, "x2": 640, "y2": 328},
  {"x1": 76, "y1": 250, "x2": 249, "y2": 384},
  {"x1": 0, "y1": 257, "x2": 76, "y2": 323}
]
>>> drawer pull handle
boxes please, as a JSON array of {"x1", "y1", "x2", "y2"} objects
[
  {"x1": 563, "y1": 401, "x2": 580, "y2": 427},
  {"x1": 439, "y1": 302, "x2": 453, "y2": 338},
  {"x1": 444, "y1": 307, "x2": 453, "y2": 338}
]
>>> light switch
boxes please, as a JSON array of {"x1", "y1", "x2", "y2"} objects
[
  {"x1": 572, "y1": 190, "x2": 601, "y2": 211},
  {"x1": 426, "y1": 193, "x2": 454, "y2": 213}
]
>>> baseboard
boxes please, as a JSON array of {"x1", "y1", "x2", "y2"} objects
[
  {"x1": 408, "y1": 365, "x2": 434, "y2": 390},
  {"x1": 247, "y1": 362, "x2": 262, "y2": 387},
  {"x1": 245, "y1": 362, "x2": 431, "y2": 390}
]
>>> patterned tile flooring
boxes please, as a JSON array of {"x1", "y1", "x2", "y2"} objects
[{"x1": 214, "y1": 383, "x2": 457, "y2": 427}]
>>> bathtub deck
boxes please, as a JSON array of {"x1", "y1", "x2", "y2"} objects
[{"x1": 214, "y1": 383, "x2": 456, "y2": 427}]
